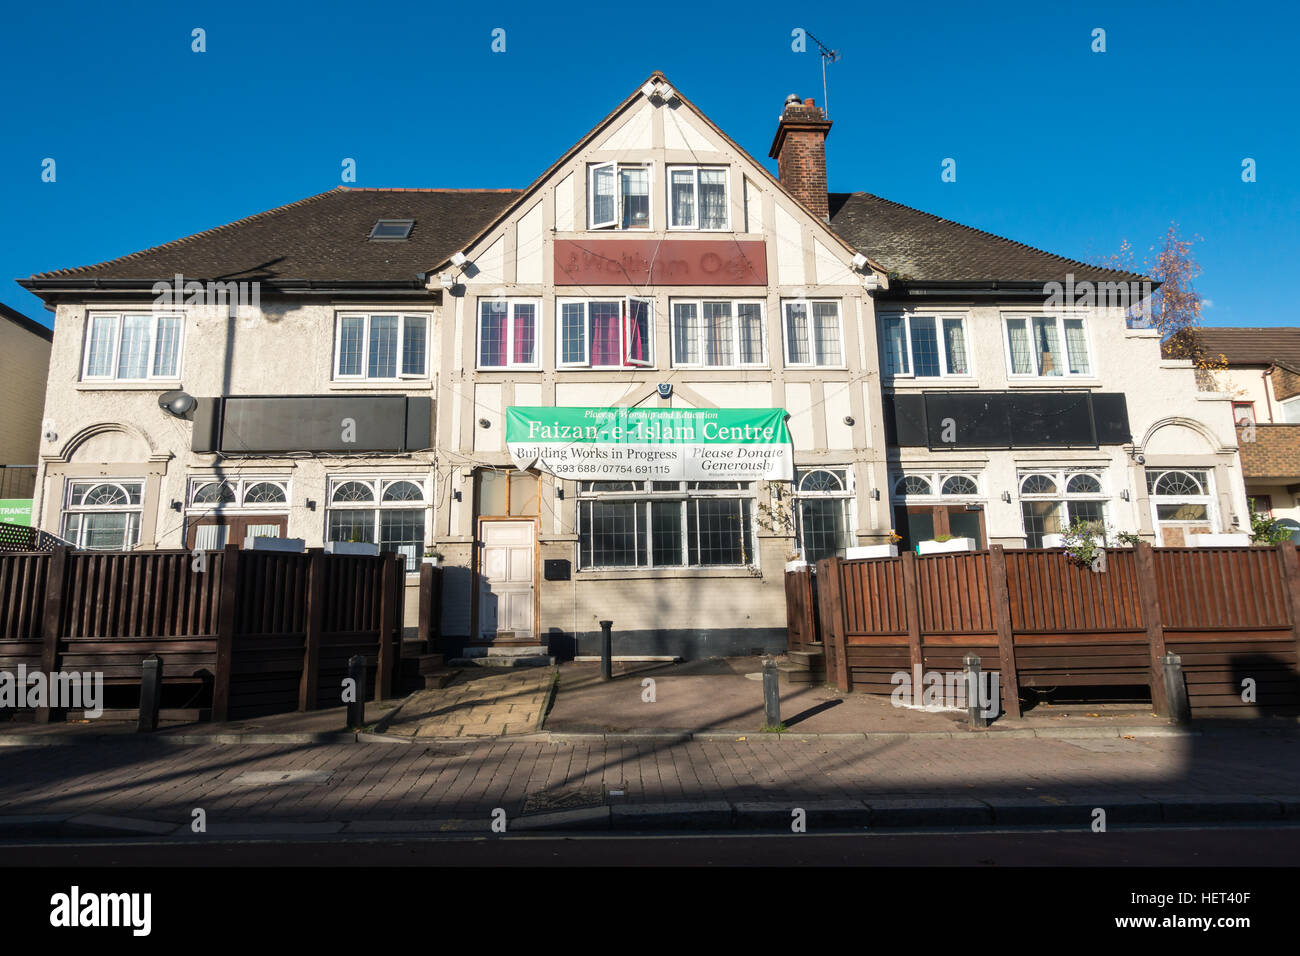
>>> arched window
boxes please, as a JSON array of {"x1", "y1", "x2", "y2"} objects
[
  {"x1": 382, "y1": 480, "x2": 424, "y2": 502},
  {"x1": 941, "y1": 475, "x2": 978, "y2": 496},
  {"x1": 1066, "y1": 473, "x2": 1102, "y2": 494},
  {"x1": 895, "y1": 475, "x2": 932, "y2": 497},
  {"x1": 794, "y1": 468, "x2": 854, "y2": 562},
  {"x1": 331, "y1": 480, "x2": 376, "y2": 504},
  {"x1": 1151, "y1": 470, "x2": 1205, "y2": 497},
  {"x1": 192, "y1": 481, "x2": 236, "y2": 505},
  {"x1": 799, "y1": 469, "x2": 845, "y2": 493},
  {"x1": 243, "y1": 481, "x2": 287, "y2": 504},
  {"x1": 1020, "y1": 474, "x2": 1057, "y2": 496},
  {"x1": 327, "y1": 476, "x2": 427, "y2": 570}
]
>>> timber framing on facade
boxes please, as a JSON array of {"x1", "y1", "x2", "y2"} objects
[{"x1": 19, "y1": 71, "x2": 1248, "y2": 658}]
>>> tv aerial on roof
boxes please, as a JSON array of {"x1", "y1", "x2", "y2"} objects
[{"x1": 805, "y1": 31, "x2": 840, "y2": 119}]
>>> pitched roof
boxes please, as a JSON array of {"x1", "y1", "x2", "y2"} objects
[
  {"x1": 0, "y1": 302, "x2": 53, "y2": 342},
  {"x1": 828, "y1": 192, "x2": 1147, "y2": 283},
  {"x1": 24, "y1": 187, "x2": 520, "y2": 285},
  {"x1": 1181, "y1": 327, "x2": 1300, "y2": 368}
]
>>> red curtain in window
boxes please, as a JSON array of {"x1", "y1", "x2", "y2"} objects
[
  {"x1": 512, "y1": 304, "x2": 535, "y2": 364},
  {"x1": 480, "y1": 303, "x2": 506, "y2": 366},
  {"x1": 591, "y1": 302, "x2": 621, "y2": 366},
  {"x1": 626, "y1": 301, "x2": 644, "y2": 365}
]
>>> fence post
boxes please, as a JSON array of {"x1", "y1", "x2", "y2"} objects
[
  {"x1": 1135, "y1": 542, "x2": 1171, "y2": 717},
  {"x1": 299, "y1": 548, "x2": 326, "y2": 712},
  {"x1": 900, "y1": 551, "x2": 924, "y2": 682},
  {"x1": 1162, "y1": 652, "x2": 1191, "y2": 724},
  {"x1": 375, "y1": 553, "x2": 399, "y2": 701},
  {"x1": 418, "y1": 562, "x2": 436, "y2": 652},
  {"x1": 1275, "y1": 542, "x2": 1300, "y2": 667},
  {"x1": 36, "y1": 546, "x2": 69, "y2": 724},
  {"x1": 988, "y1": 545, "x2": 1021, "y2": 719},
  {"x1": 137, "y1": 655, "x2": 163, "y2": 732},
  {"x1": 816, "y1": 557, "x2": 850, "y2": 691},
  {"x1": 212, "y1": 543, "x2": 241, "y2": 722}
]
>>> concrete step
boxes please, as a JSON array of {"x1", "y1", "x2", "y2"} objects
[
  {"x1": 417, "y1": 654, "x2": 445, "y2": 675},
  {"x1": 461, "y1": 645, "x2": 550, "y2": 659},
  {"x1": 449, "y1": 655, "x2": 555, "y2": 668},
  {"x1": 788, "y1": 649, "x2": 824, "y2": 667},
  {"x1": 420, "y1": 669, "x2": 460, "y2": 689}
]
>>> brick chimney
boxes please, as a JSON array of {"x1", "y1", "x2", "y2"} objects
[{"x1": 769, "y1": 95, "x2": 832, "y2": 221}]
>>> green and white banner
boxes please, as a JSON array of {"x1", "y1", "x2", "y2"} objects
[
  {"x1": 506, "y1": 406, "x2": 793, "y2": 482},
  {"x1": 0, "y1": 500, "x2": 32, "y2": 526}
]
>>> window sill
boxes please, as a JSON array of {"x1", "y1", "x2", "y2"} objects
[
  {"x1": 576, "y1": 566, "x2": 761, "y2": 580},
  {"x1": 328, "y1": 380, "x2": 432, "y2": 390},
  {"x1": 1004, "y1": 378, "x2": 1100, "y2": 388},
  {"x1": 476, "y1": 366, "x2": 542, "y2": 373},
  {"x1": 76, "y1": 381, "x2": 182, "y2": 391}
]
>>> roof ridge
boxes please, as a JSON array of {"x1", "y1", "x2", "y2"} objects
[
  {"x1": 28, "y1": 188, "x2": 348, "y2": 279},
  {"x1": 340, "y1": 187, "x2": 523, "y2": 193},
  {"x1": 837, "y1": 190, "x2": 1147, "y2": 280}
]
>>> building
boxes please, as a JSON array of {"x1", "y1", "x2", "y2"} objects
[
  {"x1": 18, "y1": 72, "x2": 1248, "y2": 657},
  {"x1": 1188, "y1": 326, "x2": 1300, "y2": 533},
  {"x1": 0, "y1": 303, "x2": 54, "y2": 523}
]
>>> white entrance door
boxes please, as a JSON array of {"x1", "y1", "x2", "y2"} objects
[{"x1": 478, "y1": 520, "x2": 535, "y2": 641}]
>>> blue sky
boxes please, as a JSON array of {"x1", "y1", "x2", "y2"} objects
[{"x1": 3, "y1": 0, "x2": 1296, "y2": 327}]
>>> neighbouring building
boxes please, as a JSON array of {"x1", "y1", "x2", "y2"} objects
[
  {"x1": 1187, "y1": 326, "x2": 1300, "y2": 534},
  {"x1": 18, "y1": 72, "x2": 1249, "y2": 656},
  {"x1": 0, "y1": 303, "x2": 54, "y2": 525}
]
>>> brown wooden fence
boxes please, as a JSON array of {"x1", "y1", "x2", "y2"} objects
[
  {"x1": 0, "y1": 545, "x2": 405, "y2": 722},
  {"x1": 800, "y1": 542, "x2": 1300, "y2": 718}
]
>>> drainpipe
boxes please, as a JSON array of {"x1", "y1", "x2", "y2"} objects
[{"x1": 1263, "y1": 367, "x2": 1275, "y2": 422}]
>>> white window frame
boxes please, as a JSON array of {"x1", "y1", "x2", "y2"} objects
[
  {"x1": 81, "y1": 312, "x2": 185, "y2": 382},
  {"x1": 1002, "y1": 311, "x2": 1096, "y2": 380},
  {"x1": 666, "y1": 165, "x2": 731, "y2": 231},
  {"x1": 555, "y1": 297, "x2": 655, "y2": 369},
  {"x1": 186, "y1": 476, "x2": 291, "y2": 514},
  {"x1": 793, "y1": 467, "x2": 857, "y2": 561},
  {"x1": 878, "y1": 311, "x2": 974, "y2": 379},
  {"x1": 1280, "y1": 396, "x2": 1300, "y2": 424},
  {"x1": 890, "y1": 472, "x2": 983, "y2": 500},
  {"x1": 587, "y1": 162, "x2": 653, "y2": 231},
  {"x1": 476, "y1": 298, "x2": 542, "y2": 370},
  {"x1": 333, "y1": 312, "x2": 430, "y2": 381},
  {"x1": 781, "y1": 299, "x2": 845, "y2": 369},
  {"x1": 60, "y1": 479, "x2": 146, "y2": 551},
  {"x1": 1017, "y1": 467, "x2": 1110, "y2": 544},
  {"x1": 1144, "y1": 468, "x2": 1219, "y2": 544},
  {"x1": 669, "y1": 298, "x2": 767, "y2": 369},
  {"x1": 325, "y1": 475, "x2": 430, "y2": 571}
]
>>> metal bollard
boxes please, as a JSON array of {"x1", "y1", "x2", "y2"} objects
[
  {"x1": 137, "y1": 654, "x2": 163, "y2": 732},
  {"x1": 1162, "y1": 652, "x2": 1191, "y2": 724},
  {"x1": 347, "y1": 654, "x2": 366, "y2": 729},
  {"x1": 963, "y1": 653, "x2": 983, "y2": 728},
  {"x1": 600, "y1": 620, "x2": 613, "y2": 680},
  {"x1": 762, "y1": 657, "x2": 781, "y2": 729}
]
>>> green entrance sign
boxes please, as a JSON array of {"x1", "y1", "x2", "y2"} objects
[
  {"x1": 0, "y1": 499, "x2": 33, "y2": 527},
  {"x1": 505, "y1": 406, "x2": 793, "y2": 481}
]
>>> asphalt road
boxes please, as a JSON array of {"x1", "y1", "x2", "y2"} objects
[{"x1": 3, "y1": 823, "x2": 1299, "y2": 866}]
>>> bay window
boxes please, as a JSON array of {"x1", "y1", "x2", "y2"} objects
[
  {"x1": 1005, "y1": 313, "x2": 1093, "y2": 378},
  {"x1": 671, "y1": 299, "x2": 765, "y2": 367},
  {"x1": 880, "y1": 312, "x2": 970, "y2": 377},
  {"x1": 783, "y1": 300, "x2": 843, "y2": 368},
  {"x1": 82, "y1": 312, "x2": 183, "y2": 381},
  {"x1": 668, "y1": 166, "x2": 729, "y2": 230},
  {"x1": 478, "y1": 299, "x2": 540, "y2": 368},
  {"x1": 557, "y1": 297, "x2": 653, "y2": 368},
  {"x1": 589, "y1": 162, "x2": 651, "y2": 230},
  {"x1": 577, "y1": 481, "x2": 755, "y2": 569},
  {"x1": 334, "y1": 313, "x2": 428, "y2": 380},
  {"x1": 60, "y1": 480, "x2": 145, "y2": 550}
]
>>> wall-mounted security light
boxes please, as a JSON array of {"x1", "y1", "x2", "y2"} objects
[
  {"x1": 555, "y1": 484, "x2": 565, "y2": 500},
  {"x1": 453, "y1": 490, "x2": 462, "y2": 502},
  {"x1": 851, "y1": 253, "x2": 869, "y2": 270},
  {"x1": 170, "y1": 500, "x2": 182, "y2": 512},
  {"x1": 861, "y1": 275, "x2": 880, "y2": 292},
  {"x1": 843, "y1": 415, "x2": 854, "y2": 426},
  {"x1": 158, "y1": 390, "x2": 196, "y2": 417},
  {"x1": 439, "y1": 272, "x2": 455, "y2": 290},
  {"x1": 1120, "y1": 489, "x2": 1130, "y2": 501},
  {"x1": 869, "y1": 488, "x2": 880, "y2": 500},
  {"x1": 1001, "y1": 491, "x2": 1012, "y2": 503},
  {"x1": 478, "y1": 418, "x2": 491, "y2": 428},
  {"x1": 306, "y1": 499, "x2": 317, "y2": 511},
  {"x1": 450, "y1": 252, "x2": 469, "y2": 267},
  {"x1": 43, "y1": 428, "x2": 57, "y2": 443}
]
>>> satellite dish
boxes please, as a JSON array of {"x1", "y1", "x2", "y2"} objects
[{"x1": 159, "y1": 390, "x2": 196, "y2": 417}]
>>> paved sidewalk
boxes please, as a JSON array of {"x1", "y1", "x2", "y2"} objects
[
  {"x1": 0, "y1": 729, "x2": 1296, "y2": 835},
  {"x1": 383, "y1": 668, "x2": 557, "y2": 738}
]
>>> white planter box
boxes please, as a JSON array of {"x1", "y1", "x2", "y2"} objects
[
  {"x1": 422, "y1": 555, "x2": 441, "y2": 566},
  {"x1": 917, "y1": 537, "x2": 976, "y2": 555},
  {"x1": 325, "y1": 541, "x2": 380, "y2": 556},
  {"x1": 784, "y1": 559, "x2": 810, "y2": 573},
  {"x1": 845, "y1": 544, "x2": 899, "y2": 559},
  {"x1": 248, "y1": 536, "x2": 305, "y2": 553},
  {"x1": 1189, "y1": 533, "x2": 1252, "y2": 547}
]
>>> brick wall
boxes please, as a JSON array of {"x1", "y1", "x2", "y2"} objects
[
  {"x1": 770, "y1": 99, "x2": 832, "y2": 221},
  {"x1": 1270, "y1": 365, "x2": 1300, "y2": 402}
]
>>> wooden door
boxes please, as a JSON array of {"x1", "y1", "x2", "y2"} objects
[{"x1": 478, "y1": 520, "x2": 536, "y2": 642}]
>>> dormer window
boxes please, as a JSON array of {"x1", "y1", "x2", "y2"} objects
[
  {"x1": 368, "y1": 219, "x2": 414, "y2": 240},
  {"x1": 588, "y1": 163, "x2": 651, "y2": 230}
]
